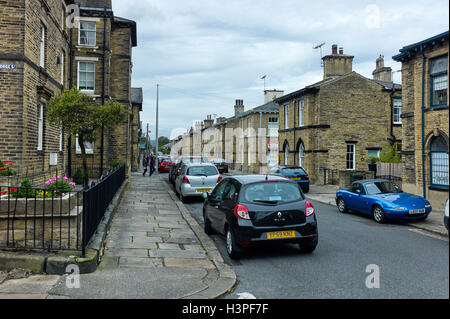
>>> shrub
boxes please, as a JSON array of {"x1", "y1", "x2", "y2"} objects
[
  {"x1": 9, "y1": 178, "x2": 35, "y2": 198},
  {"x1": 0, "y1": 160, "x2": 16, "y2": 176},
  {"x1": 73, "y1": 168, "x2": 84, "y2": 185},
  {"x1": 379, "y1": 143, "x2": 401, "y2": 163}
]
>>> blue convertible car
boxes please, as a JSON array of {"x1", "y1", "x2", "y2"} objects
[{"x1": 335, "y1": 179, "x2": 432, "y2": 223}]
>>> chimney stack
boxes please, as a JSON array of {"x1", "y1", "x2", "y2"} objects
[
  {"x1": 204, "y1": 115, "x2": 214, "y2": 129},
  {"x1": 322, "y1": 44, "x2": 354, "y2": 79},
  {"x1": 372, "y1": 55, "x2": 392, "y2": 82},
  {"x1": 234, "y1": 99, "x2": 244, "y2": 116},
  {"x1": 264, "y1": 90, "x2": 284, "y2": 104}
]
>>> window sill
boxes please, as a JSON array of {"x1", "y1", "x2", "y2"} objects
[
  {"x1": 429, "y1": 185, "x2": 449, "y2": 192},
  {"x1": 425, "y1": 105, "x2": 448, "y2": 112}
]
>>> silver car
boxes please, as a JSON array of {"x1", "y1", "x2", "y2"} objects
[{"x1": 175, "y1": 163, "x2": 222, "y2": 203}]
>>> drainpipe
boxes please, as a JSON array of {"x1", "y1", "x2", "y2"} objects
[
  {"x1": 67, "y1": 21, "x2": 73, "y2": 177},
  {"x1": 421, "y1": 45, "x2": 427, "y2": 198}
]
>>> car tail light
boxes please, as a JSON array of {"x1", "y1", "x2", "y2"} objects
[
  {"x1": 217, "y1": 176, "x2": 222, "y2": 183},
  {"x1": 234, "y1": 204, "x2": 251, "y2": 220},
  {"x1": 304, "y1": 175, "x2": 309, "y2": 179},
  {"x1": 182, "y1": 176, "x2": 190, "y2": 184},
  {"x1": 305, "y1": 201, "x2": 315, "y2": 217}
]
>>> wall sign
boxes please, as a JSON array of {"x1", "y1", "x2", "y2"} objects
[{"x1": 0, "y1": 64, "x2": 17, "y2": 69}]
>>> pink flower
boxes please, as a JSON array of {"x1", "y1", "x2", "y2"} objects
[
  {"x1": 69, "y1": 182, "x2": 76, "y2": 186},
  {"x1": 63, "y1": 176, "x2": 68, "y2": 181}
]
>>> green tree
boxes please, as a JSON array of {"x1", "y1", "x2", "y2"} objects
[
  {"x1": 379, "y1": 143, "x2": 401, "y2": 163},
  {"x1": 47, "y1": 88, "x2": 129, "y2": 189}
]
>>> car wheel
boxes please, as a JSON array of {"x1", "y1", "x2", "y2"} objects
[
  {"x1": 337, "y1": 197, "x2": 348, "y2": 213},
  {"x1": 372, "y1": 205, "x2": 386, "y2": 224},
  {"x1": 203, "y1": 210, "x2": 214, "y2": 235},
  {"x1": 225, "y1": 227, "x2": 242, "y2": 259},
  {"x1": 180, "y1": 191, "x2": 187, "y2": 203},
  {"x1": 298, "y1": 237, "x2": 318, "y2": 253}
]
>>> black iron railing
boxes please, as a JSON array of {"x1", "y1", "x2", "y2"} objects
[
  {"x1": 0, "y1": 187, "x2": 83, "y2": 251},
  {"x1": 0, "y1": 164, "x2": 126, "y2": 254},
  {"x1": 82, "y1": 164, "x2": 125, "y2": 256}
]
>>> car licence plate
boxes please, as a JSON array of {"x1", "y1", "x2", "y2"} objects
[
  {"x1": 196, "y1": 189, "x2": 211, "y2": 193},
  {"x1": 267, "y1": 231, "x2": 296, "y2": 239},
  {"x1": 409, "y1": 208, "x2": 425, "y2": 215},
  {"x1": 218, "y1": 167, "x2": 224, "y2": 170},
  {"x1": 290, "y1": 177, "x2": 302, "y2": 181}
]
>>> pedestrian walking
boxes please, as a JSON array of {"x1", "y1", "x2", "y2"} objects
[
  {"x1": 149, "y1": 154, "x2": 156, "y2": 176},
  {"x1": 142, "y1": 154, "x2": 149, "y2": 176}
]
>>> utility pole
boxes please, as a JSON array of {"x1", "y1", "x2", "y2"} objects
[
  {"x1": 146, "y1": 123, "x2": 149, "y2": 154},
  {"x1": 155, "y1": 84, "x2": 159, "y2": 173}
]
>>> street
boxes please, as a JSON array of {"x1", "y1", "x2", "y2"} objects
[{"x1": 161, "y1": 173, "x2": 449, "y2": 299}]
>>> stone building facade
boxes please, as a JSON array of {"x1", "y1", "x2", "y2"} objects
[
  {"x1": 67, "y1": 0, "x2": 139, "y2": 178},
  {"x1": 0, "y1": 0, "x2": 71, "y2": 184},
  {"x1": 276, "y1": 45, "x2": 402, "y2": 184},
  {"x1": 393, "y1": 31, "x2": 449, "y2": 209},
  {"x1": 131, "y1": 87, "x2": 143, "y2": 172}
]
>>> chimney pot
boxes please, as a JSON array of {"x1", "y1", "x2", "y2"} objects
[{"x1": 332, "y1": 44, "x2": 338, "y2": 55}]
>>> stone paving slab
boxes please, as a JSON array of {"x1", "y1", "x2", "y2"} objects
[{"x1": 0, "y1": 275, "x2": 60, "y2": 294}]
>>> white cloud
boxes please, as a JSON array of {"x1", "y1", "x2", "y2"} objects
[{"x1": 112, "y1": 0, "x2": 449, "y2": 138}]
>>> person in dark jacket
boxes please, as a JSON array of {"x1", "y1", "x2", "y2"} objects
[
  {"x1": 149, "y1": 154, "x2": 156, "y2": 176},
  {"x1": 142, "y1": 154, "x2": 149, "y2": 176}
]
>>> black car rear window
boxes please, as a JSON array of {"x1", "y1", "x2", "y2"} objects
[
  {"x1": 244, "y1": 182, "x2": 304, "y2": 204},
  {"x1": 187, "y1": 166, "x2": 218, "y2": 176},
  {"x1": 281, "y1": 167, "x2": 306, "y2": 175}
]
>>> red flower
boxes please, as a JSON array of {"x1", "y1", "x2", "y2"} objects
[
  {"x1": 0, "y1": 191, "x2": 7, "y2": 195},
  {"x1": 0, "y1": 167, "x2": 6, "y2": 170},
  {"x1": 5, "y1": 162, "x2": 12, "y2": 165},
  {"x1": 10, "y1": 187, "x2": 18, "y2": 192}
]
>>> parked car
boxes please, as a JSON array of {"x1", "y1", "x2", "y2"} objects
[
  {"x1": 175, "y1": 163, "x2": 222, "y2": 203},
  {"x1": 210, "y1": 158, "x2": 229, "y2": 173},
  {"x1": 335, "y1": 179, "x2": 432, "y2": 223},
  {"x1": 444, "y1": 199, "x2": 449, "y2": 234},
  {"x1": 270, "y1": 165, "x2": 310, "y2": 193},
  {"x1": 159, "y1": 158, "x2": 174, "y2": 173},
  {"x1": 202, "y1": 175, "x2": 318, "y2": 259},
  {"x1": 169, "y1": 156, "x2": 206, "y2": 185}
]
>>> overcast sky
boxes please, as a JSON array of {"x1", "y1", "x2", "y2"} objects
[{"x1": 112, "y1": 0, "x2": 449, "y2": 139}]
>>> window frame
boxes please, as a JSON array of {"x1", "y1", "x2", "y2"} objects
[
  {"x1": 346, "y1": 143, "x2": 356, "y2": 170},
  {"x1": 429, "y1": 55, "x2": 448, "y2": 107},
  {"x1": 298, "y1": 98, "x2": 304, "y2": 127},
  {"x1": 76, "y1": 135, "x2": 94, "y2": 155},
  {"x1": 284, "y1": 103, "x2": 289, "y2": 129},
  {"x1": 77, "y1": 61, "x2": 96, "y2": 93},
  {"x1": 429, "y1": 136, "x2": 449, "y2": 188},
  {"x1": 39, "y1": 25, "x2": 46, "y2": 68},
  {"x1": 78, "y1": 20, "x2": 97, "y2": 47},
  {"x1": 393, "y1": 97, "x2": 402, "y2": 125},
  {"x1": 37, "y1": 104, "x2": 44, "y2": 151}
]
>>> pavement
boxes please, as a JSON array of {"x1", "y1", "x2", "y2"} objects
[
  {"x1": 0, "y1": 172, "x2": 236, "y2": 299},
  {"x1": 305, "y1": 184, "x2": 448, "y2": 237}
]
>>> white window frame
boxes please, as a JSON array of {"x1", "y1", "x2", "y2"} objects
[
  {"x1": 346, "y1": 143, "x2": 356, "y2": 170},
  {"x1": 60, "y1": 52, "x2": 65, "y2": 84},
  {"x1": 284, "y1": 143, "x2": 290, "y2": 165},
  {"x1": 268, "y1": 117, "x2": 279, "y2": 137},
  {"x1": 78, "y1": 20, "x2": 97, "y2": 46},
  {"x1": 37, "y1": 104, "x2": 44, "y2": 151},
  {"x1": 298, "y1": 99, "x2": 304, "y2": 127},
  {"x1": 40, "y1": 26, "x2": 46, "y2": 68},
  {"x1": 298, "y1": 143, "x2": 305, "y2": 167},
  {"x1": 284, "y1": 103, "x2": 289, "y2": 129},
  {"x1": 77, "y1": 61, "x2": 96, "y2": 93},
  {"x1": 393, "y1": 98, "x2": 402, "y2": 124},
  {"x1": 76, "y1": 135, "x2": 94, "y2": 154}
]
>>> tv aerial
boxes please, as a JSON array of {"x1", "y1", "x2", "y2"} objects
[{"x1": 313, "y1": 42, "x2": 325, "y2": 68}]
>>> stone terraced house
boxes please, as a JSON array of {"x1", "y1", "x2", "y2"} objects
[
  {"x1": 275, "y1": 45, "x2": 402, "y2": 185},
  {"x1": 393, "y1": 31, "x2": 449, "y2": 210},
  {"x1": 0, "y1": 0, "x2": 71, "y2": 184},
  {"x1": 0, "y1": 0, "x2": 142, "y2": 185}
]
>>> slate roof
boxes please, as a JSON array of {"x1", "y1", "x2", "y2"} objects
[{"x1": 131, "y1": 88, "x2": 143, "y2": 111}]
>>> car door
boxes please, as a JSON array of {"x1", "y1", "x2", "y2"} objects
[
  {"x1": 218, "y1": 180, "x2": 239, "y2": 232},
  {"x1": 207, "y1": 180, "x2": 229, "y2": 232},
  {"x1": 346, "y1": 182, "x2": 362, "y2": 211},
  {"x1": 352, "y1": 183, "x2": 368, "y2": 213}
]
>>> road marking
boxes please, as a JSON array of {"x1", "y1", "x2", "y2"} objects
[
  {"x1": 237, "y1": 292, "x2": 257, "y2": 299},
  {"x1": 408, "y1": 228, "x2": 448, "y2": 242}
]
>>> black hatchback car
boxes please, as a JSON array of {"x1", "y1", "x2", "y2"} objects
[{"x1": 202, "y1": 175, "x2": 318, "y2": 259}]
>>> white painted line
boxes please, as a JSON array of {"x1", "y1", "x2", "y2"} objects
[
  {"x1": 408, "y1": 228, "x2": 449, "y2": 242},
  {"x1": 237, "y1": 292, "x2": 257, "y2": 299}
]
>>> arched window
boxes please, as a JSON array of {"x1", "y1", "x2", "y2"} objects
[
  {"x1": 298, "y1": 142, "x2": 305, "y2": 168},
  {"x1": 430, "y1": 136, "x2": 449, "y2": 187},
  {"x1": 284, "y1": 142, "x2": 290, "y2": 165}
]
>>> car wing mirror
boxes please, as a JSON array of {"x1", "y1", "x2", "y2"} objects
[
  {"x1": 356, "y1": 190, "x2": 361, "y2": 195},
  {"x1": 202, "y1": 192, "x2": 209, "y2": 200}
]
